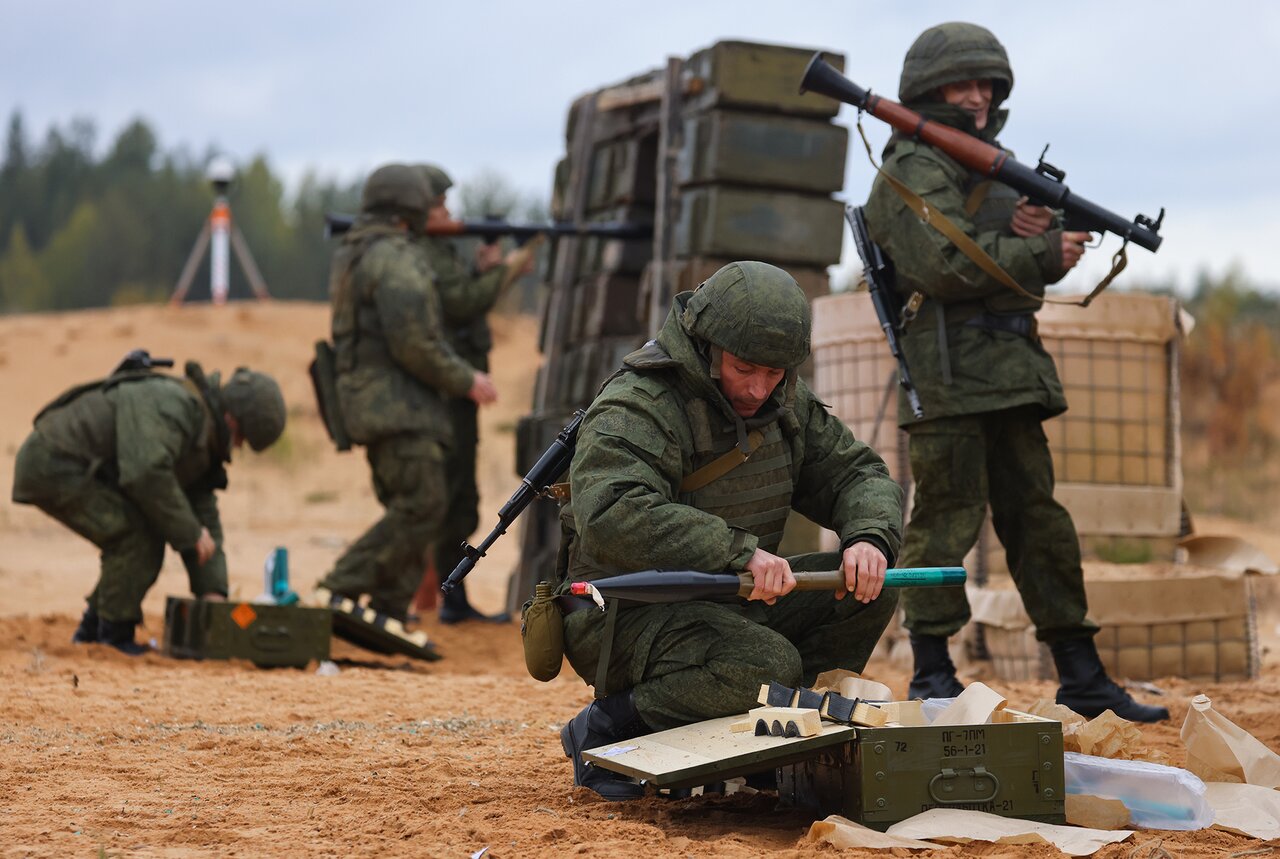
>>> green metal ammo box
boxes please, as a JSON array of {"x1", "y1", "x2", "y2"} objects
[
  {"x1": 163, "y1": 596, "x2": 331, "y2": 668},
  {"x1": 778, "y1": 712, "x2": 1066, "y2": 830}
]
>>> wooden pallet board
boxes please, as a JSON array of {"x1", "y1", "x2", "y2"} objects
[{"x1": 583, "y1": 714, "x2": 856, "y2": 788}]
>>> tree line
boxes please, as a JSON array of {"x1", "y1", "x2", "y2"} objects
[{"x1": 0, "y1": 111, "x2": 545, "y2": 312}]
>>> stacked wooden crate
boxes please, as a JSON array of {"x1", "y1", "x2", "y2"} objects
[{"x1": 507, "y1": 41, "x2": 849, "y2": 613}]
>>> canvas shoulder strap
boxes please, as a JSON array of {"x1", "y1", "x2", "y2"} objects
[{"x1": 859, "y1": 119, "x2": 1126, "y2": 308}]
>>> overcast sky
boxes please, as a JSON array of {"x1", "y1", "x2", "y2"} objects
[{"x1": 4, "y1": 0, "x2": 1279, "y2": 293}]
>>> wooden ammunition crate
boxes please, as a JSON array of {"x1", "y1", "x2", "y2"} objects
[
  {"x1": 585, "y1": 710, "x2": 1064, "y2": 832},
  {"x1": 812, "y1": 291, "x2": 1186, "y2": 537},
  {"x1": 163, "y1": 596, "x2": 330, "y2": 668},
  {"x1": 683, "y1": 41, "x2": 845, "y2": 117},
  {"x1": 780, "y1": 712, "x2": 1065, "y2": 831},
  {"x1": 675, "y1": 186, "x2": 844, "y2": 266},
  {"x1": 678, "y1": 110, "x2": 848, "y2": 193}
]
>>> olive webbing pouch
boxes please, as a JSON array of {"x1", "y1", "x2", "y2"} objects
[{"x1": 309, "y1": 340, "x2": 352, "y2": 451}]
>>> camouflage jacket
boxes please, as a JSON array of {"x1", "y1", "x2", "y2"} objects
[
  {"x1": 864, "y1": 103, "x2": 1068, "y2": 426},
  {"x1": 419, "y1": 236, "x2": 507, "y2": 373},
  {"x1": 563, "y1": 293, "x2": 903, "y2": 583},
  {"x1": 31, "y1": 369, "x2": 228, "y2": 554},
  {"x1": 330, "y1": 220, "x2": 475, "y2": 445}
]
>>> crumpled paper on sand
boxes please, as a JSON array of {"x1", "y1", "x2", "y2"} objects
[
  {"x1": 1181, "y1": 693, "x2": 1280, "y2": 787},
  {"x1": 804, "y1": 815, "x2": 934, "y2": 851},
  {"x1": 1026, "y1": 699, "x2": 1169, "y2": 764},
  {"x1": 885, "y1": 808, "x2": 1133, "y2": 856},
  {"x1": 1205, "y1": 782, "x2": 1280, "y2": 840}
]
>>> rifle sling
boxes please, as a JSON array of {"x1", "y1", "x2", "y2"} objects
[
  {"x1": 857, "y1": 117, "x2": 1114, "y2": 309},
  {"x1": 593, "y1": 598, "x2": 619, "y2": 699},
  {"x1": 679, "y1": 429, "x2": 765, "y2": 493},
  {"x1": 551, "y1": 429, "x2": 765, "y2": 502}
]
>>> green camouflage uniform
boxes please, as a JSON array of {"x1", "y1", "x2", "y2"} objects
[
  {"x1": 12, "y1": 366, "x2": 246, "y2": 623},
  {"x1": 864, "y1": 22, "x2": 1091, "y2": 643},
  {"x1": 321, "y1": 170, "x2": 476, "y2": 619},
  {"x1": 560, "y1": 263, "x2": 903, "y2": 730},
  {"x1": 419, "y1": 234, "x2": 507, "y2": 593}
]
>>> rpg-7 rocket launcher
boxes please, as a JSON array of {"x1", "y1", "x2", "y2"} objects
[
  {"x1": 440, "y1": 409, "x2": 585, "y2": 594},
  {"x1": 324, "y1": 213, "x2": 651, "y2": 244},
  {"x1": 799, "y1": 54, "x2": 1164, "y2": 253}
]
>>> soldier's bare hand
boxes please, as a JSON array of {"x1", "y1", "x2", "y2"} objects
[
  {"x1": 195, "y1": 527, "x2": 216, "y2": 566},
  {"x1": 474, "y1": 242, "x2": 504, "y2": 273},
  {"x1": 1011, "y1": 198, "x2": 1053, "y2": 237},
  {"x1": 200, "y1": 593, "x2": 226, "y2": 602},
  {"x1": 745, "y1": 548, "x2": 795, "y2": 605},
  {"x1": 1061, "y1": 231, "x2": 1091, "y2": 271},
  {"x1": 504, "y1": 244, "x2": 537, "y2": 278},
  {"x1": 467, "y1": 371, "x2": 498, "y2": 405},
  {"x1": 836, "y1": 541, "x2": 886, "y2": 603}
]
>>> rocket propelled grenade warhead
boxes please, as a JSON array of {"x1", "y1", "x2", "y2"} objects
[{"x1": 570, "y1": 566, "x2": 966, "y2": 605}]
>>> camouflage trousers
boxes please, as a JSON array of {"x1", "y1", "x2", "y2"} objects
[
  {"x1": 435, "y1": 399, "x2": 481, "y2": 609},
  {"x1": 11, "y1": 431, "x2": 226, "y2": 623},
  {"x1": 562, "y1": 552, "x2": 899, "y2": 730},
  {"x1": 321, "y1": 433, "x2": 446, "y2": 620},
  {"x1": 898, "y1": 407, "x2": 1093, "y2": 642}
]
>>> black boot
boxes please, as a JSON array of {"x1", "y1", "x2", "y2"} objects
[
  {"x1": 97, "y1": 618, "x2": 149, "y2": 656},
  {"x1": 72, "y1": 607, "x2": 100, "y2": 644},
  {"x1": 1050, "y1": 637, "x2": 1169, "y2": 723},
  {"x1": 908, "y1": 633, "x2": 965, "y2": 699},
  {"x1": 560, "y1": 691, "x2": 649, "y2": 800},
  {"x1": 439, "y1": 581, "x2": 511, "y2": 625}
]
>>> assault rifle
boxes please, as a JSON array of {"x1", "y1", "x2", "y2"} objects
[
  {"x1": 324, "y1": 213, "x2": 651, "y2": 243},
  {"x1": 800, "y1": 54, "x2": 1165, "y2": 252},
  {"x1": 440, "y1": 409, "x2": 585, "y2": 593},
  {"x1": 846, "y1": 204, "x2": 924, "y2": 420},
  {"x1": 112, "y1": 349, "x2": 174, "y2": 375}
]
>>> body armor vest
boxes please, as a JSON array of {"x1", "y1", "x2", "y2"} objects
[{"x1": 680, "y1": 414, "x2": 794, "y2": 553}]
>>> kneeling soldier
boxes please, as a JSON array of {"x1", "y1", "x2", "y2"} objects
[{"x1": 557, "y1": 261, "x2": 904, "y2": 799}]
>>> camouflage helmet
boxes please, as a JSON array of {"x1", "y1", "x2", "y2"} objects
[
  {"x1": 681, "y1": 261, "x2": 811, "y2": 370},
  {"x1": 221, "y1": 368, "x2": 286, "y2": 451},
  {"x1": 899, "y1": 22, "x2": 1014, "y2": 107},
  {"x1": 360, "y1": 163, "x2": 433, "y2": 218},
  {"x1": 417, "y1": 163, "x2": 453, "y2": 199}
]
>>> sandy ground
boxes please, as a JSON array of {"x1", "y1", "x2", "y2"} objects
[{"x1": 2, "y1": 301, "x2": 1279, "y2": 858}]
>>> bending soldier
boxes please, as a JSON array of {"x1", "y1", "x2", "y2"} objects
[
  {"x1": 316, "y1": 163, "x2": 495, "y2": 622},
  {"x1": 863, "y1": 22, "x2": 1167, "y2": 721},
  {"x1": 416, "y1": 163, "x2": 533, "y2": 624},
  {"x1": 557, "y1": 262, "x2": 904, "y2": 799},
  {"x1": 12, "y1": 360, "x2": 285, "y2": 654}
]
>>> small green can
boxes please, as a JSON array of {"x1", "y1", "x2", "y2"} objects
[
  {"x1": 780, "y1": 717, "x2": 1066, "y2": 830},
  {"x1": 163, "y1": 596, "x2": 331, "y2": 668}
]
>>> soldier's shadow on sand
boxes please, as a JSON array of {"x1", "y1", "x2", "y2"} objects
[{"x1": 329, "y1": 656, "x2": 433, "y2": 673}]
